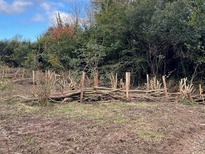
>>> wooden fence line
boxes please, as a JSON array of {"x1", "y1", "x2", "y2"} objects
[
  {"x1": 0, "y1": 68, "x2": 204, "y2": 104},
  {"x1": 80, "y1": 71, "x2": 85, "y2": 103}
]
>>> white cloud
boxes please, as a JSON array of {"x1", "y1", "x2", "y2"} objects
[
  {"x1": 40, "y1": 2, "x2": 51, "y2": 12},
  {"x1": 52, "y1": 11, "x2": 75, "y2": 25},
  {"x1": 31, "y1": 13, "x2": 45, "y2": 22},
  {"x1": 29, "y1": 1, "x2": 88, "y2": 26},
  {"x1": 39, "y1": 1, "x2": 65, "y2": 24},
  {"x1": 40, "y1": 1, "x2": 65, "y2": 13},
  {"x1": 0, "y1": 0, "x2": 33, "y2": 14},
  {"x1": 51, "y1": 11, "x2": 88, "y2": 27}
]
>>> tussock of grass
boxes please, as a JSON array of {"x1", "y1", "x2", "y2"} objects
[
  {"x1": 0, "y1": 101, "x2": 153, "y2": 127},
  {"x1": 50, "y1": 102, "x2": 114, "y2": 119},
  {"x1": 126, "y1": 102, "x2": 151, "y2": 107},
  {"x1": 0, "y1": 101, "x2": 40, "y2": 117},
  {"x1": 137, "y1": 130, "x2": 165, "y2": 141},
  {"x1": 49, "y1": 102, "x2": 151, "y2": 120}
]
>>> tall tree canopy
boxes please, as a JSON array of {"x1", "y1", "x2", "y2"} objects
[{"x1": 0, "y1": 0, "x2": 204, "y2": 83}]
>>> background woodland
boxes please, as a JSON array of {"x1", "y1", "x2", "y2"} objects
[{"x1": 0, "y1": 0, "x2": 204, "y2": 85}]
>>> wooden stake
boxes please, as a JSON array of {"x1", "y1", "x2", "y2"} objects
[
  {"x1": 80, "y1": 71, "x2": 85, "y2": 103},
  {"x1": 115, "y1": 73, "x2": 118, "y2": 89},
  {"x1": 2, "y1": 69, "x2": 5, "y2": 78},
  {"x1": 6, "y1": 67, "x2": 8, "y2": 75},
  {"x1": 199, "y1": 84, "x2": 203, "y2": 95},
  {"x1": 22, "y1": 69, "x2": 25, "y2": 78},
  {"x1": 126, "y1": 72, "x2": 131, "y2": 100},
  {"x1": 110, "y1": 73, "x2": 118, "y2": 89},
  {"x1": 146, "y1": 74, "x2": 149, "y2": 90},
  {"x1": 162, "y1": 75, "x2": 168, "y2": 97},
  {"x1": 94, "y1": 71, "x2": 99, "y2": 87},
  {"x1": 32, "y1": 71, "x2": 35, "y2": 85}
]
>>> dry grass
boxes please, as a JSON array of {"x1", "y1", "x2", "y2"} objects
[
  {"x1": 48, "y1": 102, "x2": 147, "y2": 121},
  {"x1": 1, "y1": 100, "x2": 205, "y2": 154}
]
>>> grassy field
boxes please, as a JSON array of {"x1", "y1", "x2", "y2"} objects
[{"x1": 0, "y1": 101, "x2": 205, "y2": 154}]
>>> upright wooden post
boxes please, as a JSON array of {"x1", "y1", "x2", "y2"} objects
[
  {"x1": 32, "y1": 71, "x2": 35, "y2": 85},
  {"x1": 126, "y1": 72, "x2": 131, "y2": 100},
  {"x1": 110, "y1": 73, "x2": 118, "y2": 89},
  {"x1": 94, "y1": 71, "x2": 99, "y2": 87},
  {"x1": 114, "y1": 73, "x2": 118, "y2": 89},
  {"x1": 80, "y1": 71, "x2": 85, "y2": 103},
  {"x1": 199, "y1": 84, "x2": 203, "y2": 96},
  {"x1": 22, "y1": 69, "x2": 25, "y2": 78},
  {"x1": 5, "y1": 67, "x2": 8, "y2": 76},
  {"x1": 162, "y1": 75, "x2": 168, "y2": 97},
  {"x1": 2, "y1": 69, "x2": 5, "y2": 78},
  {"x1": 146, "y1": 74, "x2": 150, "y2": 90}
]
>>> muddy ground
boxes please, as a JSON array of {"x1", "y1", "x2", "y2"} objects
[{"x1": 0, "y1": 100, "x2": 205, "y2": 154}]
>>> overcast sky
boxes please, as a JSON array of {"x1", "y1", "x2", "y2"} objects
[{"x1": 0, "y1": 0, "x2": 91, "y2": 41}]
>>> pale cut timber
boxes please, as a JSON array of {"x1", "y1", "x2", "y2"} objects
[{"x1": 80, "y1": 72, "x2": 85, "y2": 103}]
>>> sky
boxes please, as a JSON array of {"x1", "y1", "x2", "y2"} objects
[{"x1": 0, "y1": 0, "x2": 91, "y2": 42}]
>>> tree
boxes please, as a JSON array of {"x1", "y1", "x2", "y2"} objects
[{"x1": 0, "y1": 38, "x2": 32, "y2": 67}]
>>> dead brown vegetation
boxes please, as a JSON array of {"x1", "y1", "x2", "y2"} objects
[{"x1": 0, "y1": 66, "x2": 205, "y2": 105}]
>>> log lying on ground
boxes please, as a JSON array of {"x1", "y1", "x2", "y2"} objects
[
  {"x1": 51, "y1": 91, "x2": 81, "y2": 99},
  {"x1": 48, "y1": 89, "x2": 183, "y2": 103},
  {"x1": 192, "y1": 94, "x2": 205, "y2": 104},
  {"x1": 13, "y1": 78, "x2": 33, "y2": 84},
  {"x1": 168, "y1": 92, "x2": 181, "y2": 96},
  {"x1": 13, "y1": 87, "x2": 126, "y2": 102},
  {"x1": 93, "y1": 86, "x2": 164, "y2": 93},
  {"x1": 8, "y1": 85, "x2": 205, "y2": 104},
  {"x1": 128, "y1": 89, "x2": 164, "y2": 93}
]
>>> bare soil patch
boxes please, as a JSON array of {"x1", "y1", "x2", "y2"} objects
[{"x1": 0, "y1": 101, "x2": 205, "y2": 154}]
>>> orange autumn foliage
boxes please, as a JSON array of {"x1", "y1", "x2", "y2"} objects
[{"x1": 48, "y1": 25, "x2": 76, "y2": 40}]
